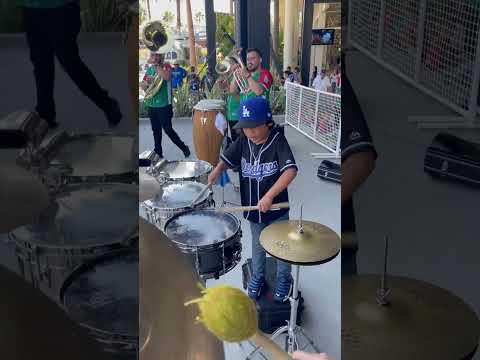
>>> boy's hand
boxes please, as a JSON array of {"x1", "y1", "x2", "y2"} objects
[
  {"x1": 207, "y1": 170, "x2": 220, "y2": 187},
  {"x1": 292, "y1": 351, "x2": 333, "y2": 360},
  {"x1": 257, "y1": 195, "x2": 273, "y2": 213}
]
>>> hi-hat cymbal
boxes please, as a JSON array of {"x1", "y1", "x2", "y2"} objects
[
  {"x1": 342, "y1": 275, "x2": 480, "y2": 360},
  {"x1": 259, "y1": 220, "x2": 340, "y2": 264},
  {"x1": 0, "y1": 265, "x2": 112, "y2": 360},
  {"x1": 139, "y1": 167, "x2": 162, "y2": 202},
  {"x1": 0, "y1": 164, "x2": 50, "y2": 233},
  {"x1": 139, "y1": 218, "x2": 224, "y2": 360}
]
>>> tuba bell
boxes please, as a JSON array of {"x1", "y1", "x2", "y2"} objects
[{"x1": 140, "y1": 21, "x2": 173, "y2": 101}]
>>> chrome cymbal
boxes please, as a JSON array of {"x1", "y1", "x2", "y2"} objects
[
  {"x1": 0, "y1": 164, "x2": 49, "y2": 233},
  {"x1": 259, "y1": 220, "x2": 340, "y2": 264},
  {"x1": 342, "y1": 275, "x2": 480, "y2": 360},
  {"x1": 139, "y1": 218, "x2": 224, "y2": 359},
  {"x1": 0, "y1": 265, "x2": 112, "y2": 360}
]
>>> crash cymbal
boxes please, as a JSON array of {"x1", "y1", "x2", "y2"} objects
[
  {"x1": 139, "y1": 167, "x2": 163, "y2": 202},
  {"x1": 0, "y1": 265, "x2": 112, "y2": 360},
  {"x1": 139, "y1": 218, "x2": 224, "y2": 360},
  {"x1": 342, "y1": 275, "x2": 480, "y2": 360},
  {"x1": 0, "y1": 164, "x2": 49, "y2": 233},
  {"x1": 259, "y1": 220, "x2": 340, "y2": 264}
]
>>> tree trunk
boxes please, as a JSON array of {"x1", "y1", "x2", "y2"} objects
[
  {"x1": 230, "y1": 0, "x2": 234, "y2": 15},
  {"x1": 176, "y1": 0, "x2": 181, "y2": 32},
  {"x1": 146, "y1": 0, "x2": 151, "y2": 20},
  {"x1": 186, "y1": 0, "x2": 197, "y2": 67},
  {"x1": 273, "y1": 0, "x2": 279, "y2": 52}
]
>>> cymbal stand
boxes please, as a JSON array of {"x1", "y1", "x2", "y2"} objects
[
  {"x1": 246, "y1": 206, "x2": 321, "y2": 358},
  {"x1": 376, "y1": 235, "x2": 391, "y2": 306}
]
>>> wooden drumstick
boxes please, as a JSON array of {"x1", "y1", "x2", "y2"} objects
[
  {"x1": 217, "y1": 202, "x2": 290, "y2": 213},
  {"x1": 190, "y1": 183, "x2": 213, "y2": 208}
]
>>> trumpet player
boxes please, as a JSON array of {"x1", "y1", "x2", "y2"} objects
[
  {"x1": 229, "y1": 48, "x2": 273, "y2": 103},
  {"x1": 141, "y1": 52, "x2": 190, "y2": 159}
]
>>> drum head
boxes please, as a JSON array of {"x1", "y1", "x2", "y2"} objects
[
  {"x1": 54, "y1": 135, "x2": 135, "y2": 177},
  {"x1": 144, "y1": 181, "x2": 209, "y2": 210},
  {"x1": 193, "y1": 99, "x2": 225, "y2": 111},
  {"x1": 60, "y1": 250, "x2": 138, "y2": 338},
  {"x1": 161, "y1": 160, "x2": 212, "y2": 180},
  {"x1": 12, "y1": 183, "x2": 138, "y2": 248},
  {"x1": 164, "y1": 209, "x2": 240, "y2": 247}
]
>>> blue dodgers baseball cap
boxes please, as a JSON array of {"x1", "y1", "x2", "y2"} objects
[{"x1": 234, "y1": 97, "x2": 273, "y2": 129}]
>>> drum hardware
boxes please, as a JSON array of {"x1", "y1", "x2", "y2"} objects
[
  {"x1": 189, "y1": 182, "x2": 213, "y2": 208},
  {"x1": 248, "y1": 208, "x2": 340, "y2": 356},
  {"x1": 139, "y1": 218, "x2": 224, "y2": 360},
  {"x1": 139, "y1": 149, "x2": 161, "y2": 167},
  {"x1": 342, "y1": 235, "x2": 480, "y2": 360}
]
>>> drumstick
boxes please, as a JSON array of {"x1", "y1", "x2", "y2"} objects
[
  {"x1": 190, "y1": 183, "x2": 213, "y2": 208},
  {"x1": 217, "y1": 202, "x2": 290, "y2": 213}
]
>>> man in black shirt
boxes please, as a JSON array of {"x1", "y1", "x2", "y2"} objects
[
  {"x1": 208, "y1": 97, "x2": 298, "y2": 302},
  {"x1": 341, "y1": 72, "x2": 377, "y2": 275}
]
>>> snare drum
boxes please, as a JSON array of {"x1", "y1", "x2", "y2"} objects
[
  {"x1": 10, "y1": 183, "x2": 138, "y2": 298},
  {"x1": 164, "y1": 209, "x2": 242, "y2": 280},
  {"x1": 192, "y1": 100, "x2": 225, "y2": 167},
  {"x1": 60, "y1": 248, "x2": 138, "y2": 356},
  {"x1": 143, "y1": 181, "x2": 214, "y2": 230},
  {"x1": 151, "y1": 159, "x2": 213, "y2": 184},
  {"x1": 37, "y1": 133, "x2": 137, "y2": 188}
]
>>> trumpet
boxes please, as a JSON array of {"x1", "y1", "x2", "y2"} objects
[{"x1": 215, "y1": 48, "x2": 249, "y2": 94}]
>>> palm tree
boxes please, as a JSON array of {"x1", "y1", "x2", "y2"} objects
[
  {"x1": 146, "y1": 0, "x2": 151, "y2": 20},
  {"x1": 194, "y1": 11, "x2": 204, "y2": 25},
  {"x1": 176, "y1": 0, "x2": 181, "y2": 32},
  {"x1": 162, "y1": 10, "x2": 175, "y2": 26},
  {"x1": 186, "y1": 0, "x2": 197, "y2": 67},
  {"x1": 273, "y1": 0, "x2": 279, "y2": 52},
  {"x1": 229, "y1": 0, "x2": 234, "y2": 16}
]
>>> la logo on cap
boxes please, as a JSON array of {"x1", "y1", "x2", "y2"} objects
[{"x1": 242, "y1": 105, "x2": 250, "y2": 118}]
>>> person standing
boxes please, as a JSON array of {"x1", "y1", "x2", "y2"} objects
[
  {"x1": 171, "y1": 61, "x2": 187, "y2": 90},
  {"x1": 312, "y1": 69, "x2": 332, "y2": 92},
  {"x1": 311, "y1": 66, "x2": 318, "y2": 87},
  {"x1": 229, "y1": 48, "x2": 273, "y2": 103},
  {"x1": 141, "y1": 52, "x2": 190, "y2": 159},
  {"x1": 18, "y1": 0, "x2": 122, "y2": 128}
]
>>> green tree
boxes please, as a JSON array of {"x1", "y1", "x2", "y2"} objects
[
  {"x1": 162, "y1": 10, "x2": 175, "y2": 26},
  {"x1": 215, "y1": 13, "x2": 235, "y2": 57},
  {"x1": 194, "y1": 11, "x2": 204, "y2": 25}
]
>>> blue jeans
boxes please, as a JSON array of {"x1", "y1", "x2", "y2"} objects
[{"x1": 250, "y1": 213, "x2": 291, "y2": 281}]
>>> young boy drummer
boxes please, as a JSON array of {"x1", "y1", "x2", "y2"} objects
[{"x1": 208, "y1": 97, "x2": 298, "y2": 302}]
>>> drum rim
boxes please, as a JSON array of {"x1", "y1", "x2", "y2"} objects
[
  {"x1": 142, "y1": 180, "x2": 211, "y2": 210},
  {"x1": 163, "y1": 208, "x2": 241, "y2": 249},
  {"x1": 59, "y1": 246, "x2": 139, "y2": 338},
  {"x1": 161, "y1": 160, "x2": 213, "y2": 179},
  {"x1": 12, "y1": 182, "x2": 138, "y2": 249}
]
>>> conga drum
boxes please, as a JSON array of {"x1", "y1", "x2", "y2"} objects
[{"x1": 192, "y1": 99, "x2": 225, "y2": 167}]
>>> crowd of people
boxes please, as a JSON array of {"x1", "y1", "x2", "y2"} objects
[{"x1": 281, "y1": 65, "x2": 341, "y2": 94}]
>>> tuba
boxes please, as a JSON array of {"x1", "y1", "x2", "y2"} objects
[
  {"x1": 215, "y1": 48, "x2": 249, "y2": 93},
  {"x1": 140, "y1": 21, "x2": 173, "y2": 101}
]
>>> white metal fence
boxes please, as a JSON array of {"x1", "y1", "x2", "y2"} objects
[
  {"x1": 348, "y1": 0, "x2": 480, "y2": 127},
  {"x1": 285, "y1": 82, "x2": 341, "y2": 158}
]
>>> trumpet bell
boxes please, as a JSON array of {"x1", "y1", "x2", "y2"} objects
[{"x1": 215, "y1": 61, "x2": 231, "y2": 74}]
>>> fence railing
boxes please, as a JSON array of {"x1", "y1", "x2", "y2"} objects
[
  {"x1": 285, "y1": 82, "x2": 341, "y2": 158},
  {"x1": 348, "y1": 0, "x2": 480, "y2": 127}
]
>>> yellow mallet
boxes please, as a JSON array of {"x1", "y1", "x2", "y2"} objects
[{"x1": 185, "y1": 285, "x2": 291, "y2": 360}]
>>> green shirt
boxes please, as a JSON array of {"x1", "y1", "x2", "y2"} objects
[
  {"x1": 240, "y1": 69, "x2": 272, "y2": 103},
  {"x1": 144, "y1": 66, "x2": 172, "y2": 108},
  {"x1": 226, "y1": 95, "x2": 240, "y2": 122},
  {"x1": 17, "y1": 0, "x2": 76, "y2": 8}
]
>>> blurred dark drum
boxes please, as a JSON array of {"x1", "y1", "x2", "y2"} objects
[
  {"x1": 11, "y1": 183, "x2": 138, "y2": 297},
  {"x1": 164, "y1": 209, "x2": 242, "y2": 280},
  {"x1": 60, "y1": 248, "x2": 139, "y2": 357}
]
